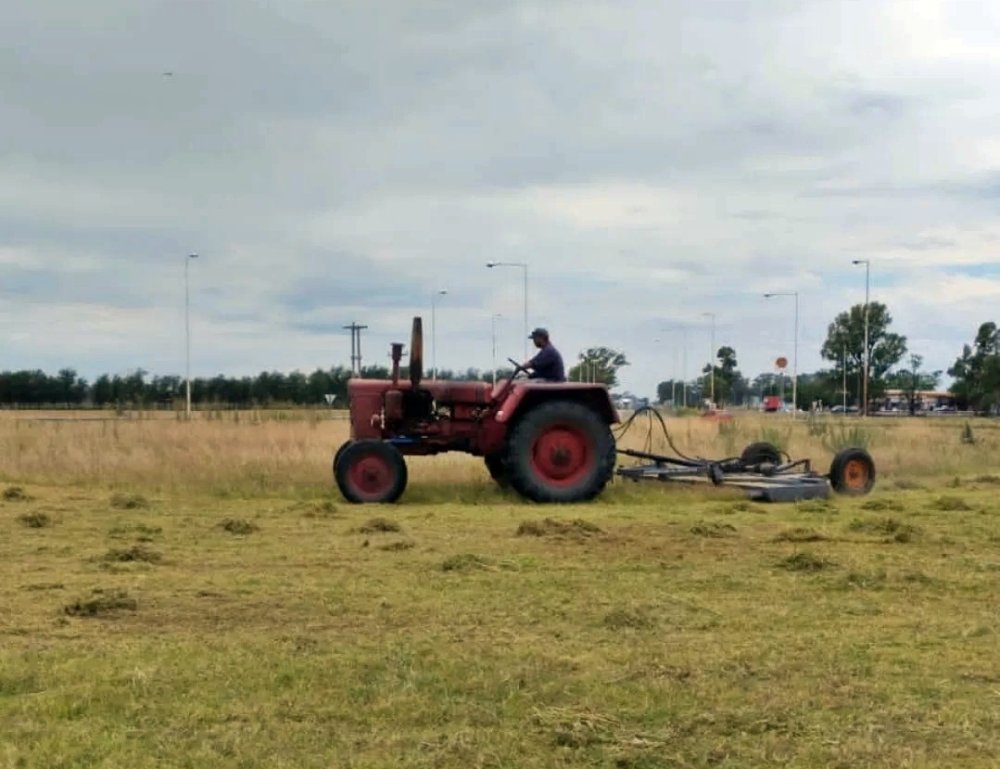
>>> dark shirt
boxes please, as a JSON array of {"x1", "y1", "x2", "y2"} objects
[{"x1": 528, "y1": 343, "x2": 566, "y2": 382}]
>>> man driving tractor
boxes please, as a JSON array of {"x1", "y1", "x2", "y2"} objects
[{"x1": 522, "y1": 328, "x2": 566, "y2": 382}]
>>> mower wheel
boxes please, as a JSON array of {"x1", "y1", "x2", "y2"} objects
[
  {"x1": 740, "y1": 441, "x2": 782, "y2": 466},
  {"x1": 829, "y1": 447, "x2": 876, "y2": 496},
  {"x1": 484, "y1": 453, "x2": 508, "y2": 487},
  {"x1": 335, "y1": 440, "x2": 408, "y2": 504},
  {"x1": 505, "y1": 400, "x2": 615, "y2": 503},
  {"x1": 332, "y1": 440, "x2": 353, "y2": 476}
]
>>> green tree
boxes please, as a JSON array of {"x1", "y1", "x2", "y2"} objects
[
  {"x1": 656, "y1": 379, "x2": 681, "y2": 404},
  {"x1": 567, "y1": 347, "x2": 629, "y2": 387},
  {"x1": 949, "y1": 322, "x2": 1000, "y2": 412},
  {"x1": 884, "y1": 354, "x2": 940, "y2": 414},
  {"x1": 701, "y1": 346, "x2": 744, "y2": 405},
  {"x1": 820, "y1": 303, "x2": 907, "y2": 407}
]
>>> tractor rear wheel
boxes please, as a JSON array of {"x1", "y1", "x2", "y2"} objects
[
  {"x1": 505, "y1": 400, "x2": 615, "y2": 503},
  {"x1": 335, "y1": 440, "x2": 408, "y2": 504},
  {"x1": 484, "y1": 453, "x2": 508, "y2": 487},
  {"x1": 829, "y1": 447, "x2": 875, "y2": 496}
]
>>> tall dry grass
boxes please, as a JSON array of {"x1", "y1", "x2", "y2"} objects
[{"x1": 1, "y1": 409, "x2": 997, "y2": 495}]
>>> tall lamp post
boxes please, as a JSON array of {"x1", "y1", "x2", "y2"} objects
[
  {"x1": 763, "y1": 291, "x2": 799, "y2": 416},
  {"x1": 490, "y1": 313, "x2": 502, "y2": 387},
  {"x1": 431, "y1": 288, "x2": 447, "y2": 380},
  {"x1": 485, "y1": 261, "x2": 528, "y2": 358},
  {"x1": 852, "y1": 259, "x2": 871, "y2": 416},
  {"x1": 701, "y1": 312, "x2": 716, "y2": 406},
  {"x1": 185, "y1": 253, "x2": 199, "y2": 419},
  {"x1": 662, "y1": 322, "x2": 688, "y2": 407}
]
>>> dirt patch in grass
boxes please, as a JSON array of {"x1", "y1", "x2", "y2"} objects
[
  {"x1": 441, "y1": 553, "x2": 491, "y2": 572},
  {"x1": 515, "y1": 518, "x2": 603, "y2": 539},
  {"x1": 2, "y1": 486, "x2": 31, "y2": 502},
  {"x1": 777, "y1": 551, "x2": 835, "y2": 572},
  {"x1": 101, "y1": 545, "x2": 162, "y2": 564},
  {"x1": 930, "y1": 495, "x2": 973, "y2": 512},
  {"x1": 17, "y1": 511, "x2": 52, "y2": 528},
  {"x1": 63, "y1": 589, "x2": 138, "y2": 617},
  {"x1": 772, "y1": 527, "x2": 828, "y2": 543},
  {"x1": 220, "y1": 518, "x2": 259, "y2": 535},
  {"x1": 378, "y1": 540, "x2": 415, "y2": 552},
  {"x1": 689, "y1": 522, "x2": 737, "y2": 538},
  {"x1": 355, "y1": 517, "x2": 401, "y2": 534},
  {"x1": 110, "y1": 493, "x2": 150, "y2": 510}
]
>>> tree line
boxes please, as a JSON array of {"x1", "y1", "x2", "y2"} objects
[
  {"x1": 653, "y1": 305, "x2": 1000, "y2": 414},
  {"x1": 0, "y1": 365, "x2": 505, "y2": 408},
  {"x1": 3, "y1": 307, "x2": 999, "y2": 412}
]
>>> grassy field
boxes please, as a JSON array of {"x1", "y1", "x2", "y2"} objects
[{"x1": 2, "y1": 412, "x2": 1000, "y2": 768}]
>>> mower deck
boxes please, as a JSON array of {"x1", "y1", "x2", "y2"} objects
[{"x1": 616, "y1": 460, "x2": 832, "y2": 502}]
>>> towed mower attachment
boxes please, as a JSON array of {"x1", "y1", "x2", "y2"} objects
[{"x1": 613, "y1": 410, "x2": 875, "y2": 503}]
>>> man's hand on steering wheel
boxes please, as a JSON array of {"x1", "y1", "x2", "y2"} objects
[{"x1": 508, "y1": 357, "x2": 529, "y2": 378}]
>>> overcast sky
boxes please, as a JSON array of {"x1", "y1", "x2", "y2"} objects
[{"x1": 2, "y1": 0, "x2": 999, "y2": 396}]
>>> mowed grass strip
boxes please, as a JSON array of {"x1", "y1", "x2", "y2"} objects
[{"x1": 2, "y1": 475, "x2": 1000, "y2": 768}]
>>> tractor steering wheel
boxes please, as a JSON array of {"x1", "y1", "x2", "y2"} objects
[{"x1": 507, "y1": 357, "x2": 528, "y2": 378}]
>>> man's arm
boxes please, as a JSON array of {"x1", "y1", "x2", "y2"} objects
[{"x1": 523, "y1": 346, "x2": 553, "y2": 370}]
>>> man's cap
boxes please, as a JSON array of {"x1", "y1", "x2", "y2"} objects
[{"x1": 528, "y1": 327, "x2": 549, "y2": 339}]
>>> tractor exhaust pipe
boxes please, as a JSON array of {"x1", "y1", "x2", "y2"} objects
[
  {"x1": 409, "y1": 317, "x2": 423, "y2": 388},
  {"x1": 390, "y1": 343, "x2": 404, "y2": 386}
]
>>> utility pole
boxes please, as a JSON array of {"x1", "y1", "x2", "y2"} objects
[
  {"x1": 490, "y1": 313, "x2": 501, "y2": 387},
  {"x1": 185, "y1": 253, "x2": 198, "y2": 419},
  {"x1": 702, "y1": 312, "x2": 716, "y2": 406},
  {"x1": 852, "y1": 259, "x2": 871, "y2": 416},
  {"x1": 343, "y1": 322, "x2": 369, "y2": 375},
  {"x1": 842, "y1": 344, "x2": 847, "y2": 412},
  {"x1": 485, "y1": 261, "x2": 529, "y2": 358},
  {"x1": 431, "y1": 289, "x2": 447, "y2": 380}
]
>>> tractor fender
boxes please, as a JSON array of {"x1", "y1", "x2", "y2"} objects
[{"x1": 495, "y1": 383, "x2": 619, "y2": 426}]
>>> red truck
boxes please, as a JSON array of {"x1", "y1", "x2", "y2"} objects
[{"x1": 763, "y1": 395, "x2": 783, "y2": 412}]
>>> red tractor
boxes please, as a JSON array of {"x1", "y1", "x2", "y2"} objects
[{"x1": 334, "y1": 318, "x2": 619, "y2": 504}]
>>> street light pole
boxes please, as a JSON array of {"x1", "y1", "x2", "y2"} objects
[
  {"x1": 431, "y1": 288, "x2": 447, "y2": 380},
  {"x1": 485, "y1": 261, "x2": 528, "y2": 359},
  {"x1": 185, "y1": 253, "x2": 198, "y2": 419},
  {"x1": 701, "y1": 312, "x2": 716, "y2": 405},
  {"x1": 681, "y1": 326, "x2": 688, "y2": 408},
  {"x1": 491, "y1": 313, "x2": 502, "y2": 387},
  {"x1": 852, "y1": 259, "x2": 871, "y2": 416},
  {"x1": 763, "y1": 292, "x2": 798, "y2": 416}
]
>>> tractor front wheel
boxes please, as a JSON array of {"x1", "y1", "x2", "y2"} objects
[
  {"x1": 484, "y1": 453, "x2": 508, "y2": 487},
  {"x1": 335, "y1": 440, "x2": 408, "y2": 504},
  {"x1": 505, "y1": 400, "x2": 615, "y2": 503},
  {"x1": 332, "y1": 440, "x2": 353, "y2": 476}
]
